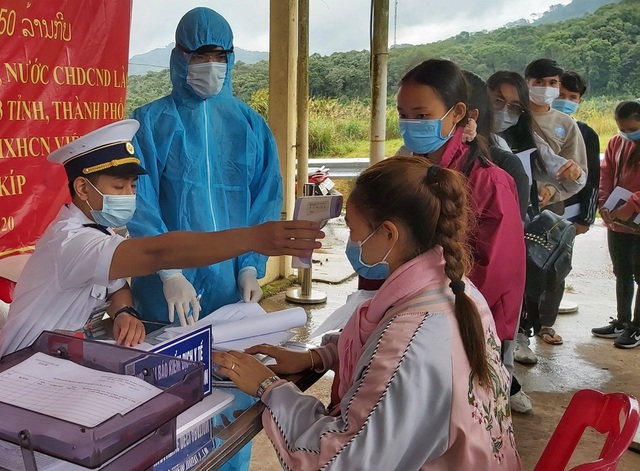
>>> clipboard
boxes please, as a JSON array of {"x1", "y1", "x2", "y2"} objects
[{"x1": 0, "y1": 331, "x2": 205, "y2": 470}]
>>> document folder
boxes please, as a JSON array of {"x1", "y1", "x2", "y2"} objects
[{"x1": 0, "y1": 331, "x2": 205, "y2": 469}]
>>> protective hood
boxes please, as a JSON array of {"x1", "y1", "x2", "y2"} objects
[{"x1": 170, "y1": 7, "x2": 235, "y2": 100}]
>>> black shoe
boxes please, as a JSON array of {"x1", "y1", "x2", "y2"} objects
[
  {"x1": 591, "y1": 318, "x2": 626, "y2": 338},
  {"x1": 614, "y1": 325, "x2": 640, "y2": 349}
]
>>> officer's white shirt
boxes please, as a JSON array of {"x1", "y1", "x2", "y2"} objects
[{"x1": 0, "y1": 204, "x2": 126, "y2": 357}]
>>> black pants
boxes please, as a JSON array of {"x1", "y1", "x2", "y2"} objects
[
  {"x1": 522, "y1": 278, "x2": 565, "y2": 335},
  {"x1": 608, "y1": 230, "x2": 640, "y2": 326}
]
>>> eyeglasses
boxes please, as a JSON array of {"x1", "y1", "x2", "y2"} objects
[
  {"x1": 491, "y1": 97, "x2": 524, "y2": 115},
  {"x1": 189, "y1": 50, "x2": 230, "y2": 64}
]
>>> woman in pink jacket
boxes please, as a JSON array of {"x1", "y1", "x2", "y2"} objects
[
  {"x1": 395, "y1": 59, "x2": 526, "y2": 343},
  {"x1": 592, "y1": 100, "x2": 640, "y2": 349},
  {"x1": 215, "y1": 157, "x2": 521, "y2": 470}
]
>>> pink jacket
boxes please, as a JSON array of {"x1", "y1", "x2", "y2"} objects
[
  {"x1": 439, "y1": 129, "x2": 526, "y2": 341},
  {"x1": 599, "y1": 134, "x2": 640, "y2": 234}
]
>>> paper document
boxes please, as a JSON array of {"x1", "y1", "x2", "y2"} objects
[
  {"x1": 604, "y1": 186, "x2": 640, "y2": 226},
  {"x1": 0, "y1": 440, "x2": 59, "y2": 471},
  {"x1": 310, "y1": 290, "x2": 376, "y2": 339},
  {"x1": 161, "y1": 303, "x2": 307, "y2": 350},
  {"x1": 561, "y1": 202, "x2": 581, "y2": 221},
  {"x1": 0, "y1": 352, "x2": 161, "y2": 428}
]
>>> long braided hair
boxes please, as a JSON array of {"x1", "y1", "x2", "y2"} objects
[{"x1": 349, "y1": 156, "x2": 491, "y2": 386}]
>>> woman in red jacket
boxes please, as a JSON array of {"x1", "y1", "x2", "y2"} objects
[
  {"x1": 592, "y1": 100, "x2": 640, "y2": 348},
  {"x1": 394, "y1": 58, "x2": 526, "y2": 343}
]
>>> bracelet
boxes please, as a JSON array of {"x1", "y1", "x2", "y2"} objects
[
  {"x1": 113, "y1": 306, "x2": 140, "y2": 320},
  {"x1": 309, "y1": 349, "x2": 316, "y2": 370},
  {"x1": 256, "y1": 375, "x2": 280, "y2": 398}
]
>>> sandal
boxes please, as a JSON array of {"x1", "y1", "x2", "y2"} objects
[{"x1": 537, "y1": 326, "x2": 563, "y2": 345}]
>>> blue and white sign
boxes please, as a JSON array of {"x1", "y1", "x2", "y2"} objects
[{"x1": 152, "y1": 325, "x2": 212, "y2": 397}]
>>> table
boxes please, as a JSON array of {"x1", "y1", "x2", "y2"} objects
[{"x1": 194, "y1": 368, "x2": 324, "y2": 471}]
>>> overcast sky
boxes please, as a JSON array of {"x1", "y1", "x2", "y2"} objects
[{"x1": 129, "y1": 0, "x2": 572, "y2": 57}]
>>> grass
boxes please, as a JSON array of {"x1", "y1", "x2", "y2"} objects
[{"x1": 306, "y1": 96, "x2": 619, "y2": 158}]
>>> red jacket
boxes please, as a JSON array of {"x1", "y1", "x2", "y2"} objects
[
  {"x1": 598, "y1": 134, "x2": 640, "y2": 234},
  {"x1": 440, "y1": 129, "x2": 526, "y2": 341}
]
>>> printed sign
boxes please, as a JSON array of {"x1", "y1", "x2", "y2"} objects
[{"x1": 0, "y1": 1, "x2": 132, "y2": 266}]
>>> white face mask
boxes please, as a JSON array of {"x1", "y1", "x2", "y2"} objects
[
  {"x1": 187, "y1": 62, "x2": 227, "y2": 99},
  {"x1": 529, "y1": 86, "x2": 560, "y2": 107}
]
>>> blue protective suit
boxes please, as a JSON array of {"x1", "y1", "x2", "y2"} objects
[{"x1": 128, "y1": 8, "x2": 283, "y2": 322}]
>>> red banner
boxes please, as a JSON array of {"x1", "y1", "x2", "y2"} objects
[{"x1": 0, "y1": 0, "x2": 132, "y2": 263}]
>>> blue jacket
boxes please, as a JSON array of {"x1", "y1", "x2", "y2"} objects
[{"x1": 128, "y1": 8, "x2": 283, "y2": 321}]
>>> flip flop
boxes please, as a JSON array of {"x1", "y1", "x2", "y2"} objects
[{"x1": 537, "y1": 326, "x2": 563, "y2": 345}]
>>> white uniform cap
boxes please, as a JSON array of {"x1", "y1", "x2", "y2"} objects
[{"x1": 48, "y1": 119, "x2": 146, "y2": 182}]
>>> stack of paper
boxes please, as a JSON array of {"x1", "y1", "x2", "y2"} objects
[{"x1": 159, "y1": 303, "x2": 308, "y2": 351}]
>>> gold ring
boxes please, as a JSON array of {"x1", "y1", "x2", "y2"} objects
[{"x1": 231, "y1": 362, "x2": 236, "y2": 371}]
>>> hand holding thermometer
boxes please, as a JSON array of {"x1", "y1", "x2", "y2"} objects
[{"x1": 292, "y1": 194, "x2": 343, "y2": 269}]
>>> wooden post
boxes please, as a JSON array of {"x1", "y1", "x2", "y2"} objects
[
  {"x1": 269, "y1": 0, "x2": 298, "y2": 276},
  {"x1": 369, "y1": 0, "x2": 389, "y2": 165}
]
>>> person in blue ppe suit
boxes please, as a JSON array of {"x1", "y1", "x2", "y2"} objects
[{"x1": 128, "y1": 7, "x2": 283, "y2": 328}]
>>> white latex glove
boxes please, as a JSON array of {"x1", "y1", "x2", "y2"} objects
[
  {"x1": 161, "y1": 272, "x2": 200, "y2": 326},
  {"x1": 238, "y1": 267, "x2": 262, "y2": 303}
]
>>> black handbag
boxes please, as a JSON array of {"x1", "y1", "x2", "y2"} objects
[{"x1": 524, "y1": 209, "x2": 576, "y2": 296}]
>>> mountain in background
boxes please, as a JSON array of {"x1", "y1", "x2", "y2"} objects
[
  {"x1": 128, "y1": 42, "x2": 268, "y2": 76},
  {"x1": 506, "y1": 0, "x2": 621, "y2": 27}
]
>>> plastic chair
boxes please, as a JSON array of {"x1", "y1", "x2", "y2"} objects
[{"x1": 534, "y1": 389, "x2": 640, "y2": 471}]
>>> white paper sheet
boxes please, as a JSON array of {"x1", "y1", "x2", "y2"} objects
[
  {"x1": 604, "y1": 186, "x2": 640, "y2": 224},
  {"x1": 161, "y1": 303, "x2": 307, "y2": 349},
  {"x1": 0, "y1": 352, "x2": 161, "y2": 428},
  {"x1": 310, "y1": 289, "x2": 376, "y2": 339}
]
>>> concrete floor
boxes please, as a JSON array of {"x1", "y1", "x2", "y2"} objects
[{"x1": 250, "y1": 219, "x2": 640, "y2": 470}]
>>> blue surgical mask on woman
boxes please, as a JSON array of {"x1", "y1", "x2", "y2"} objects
[
  {"x1": 345, "y1": 226, "x2": 395, "y2": 280},
  {"x1": 620, "y1": 129, "x2": 640, "y2": 142},
  {"x1": 399, "y1": 106, "x2": 455, "y2": 155},
  {"x1": 187, "y1": 62, "x2": 227, "y2": 99},
  {"x1": 86, "y1": 180, "x2": 137, "y2": 228},
  {"x1": 552, "y1": 99, "x2": 579, "y2": 115}
]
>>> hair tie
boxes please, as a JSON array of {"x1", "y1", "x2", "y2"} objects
[
  {"x1": 462, "y1": 118, "x2": 477, "y2": 143},
  {"x1": 427, "y1": 165, "x2": 441, "y2": 184},
  {"x1": 449, "y1": 280, "x2": 465, "y2": 296}
]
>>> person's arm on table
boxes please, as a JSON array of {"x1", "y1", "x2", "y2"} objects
[{"x1": 105, "y1": 284, "x2": 145, "y2": 347}]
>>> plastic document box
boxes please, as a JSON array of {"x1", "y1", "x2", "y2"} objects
[{"x1": 0, "y1": 331, "x2": 205, "y2": 469}]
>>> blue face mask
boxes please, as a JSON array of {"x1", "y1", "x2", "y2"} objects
[
  {"x1": 552, "y1": 99, "x2": 579, "y2": 115},
  {"x1": 620, "y1": 129, "x2": 640, "y2": 142},
  {"x1": 345, "y1": 226, "x2": 395, "y2": 280},
  {"x1": 399, "y1": 106, "x2": 455, "y2": 155},
  {"x1": 86, "y1": 180, "x2": 137, "y2": 228}
]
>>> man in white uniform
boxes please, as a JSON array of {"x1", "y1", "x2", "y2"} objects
[{"x1": 0, "y1": 120, "x2": 323, "y2": 357}]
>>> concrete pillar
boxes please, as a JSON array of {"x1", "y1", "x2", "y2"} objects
[
  {"x1": 369, "y1": 0, "x2": 389, "y2": 165},
  {"x1": 296, "y1": 0, "x2": 310, "y2": 198},
  {"x1": 269, "y1": 0, "x2": 298, "y2": 276}
]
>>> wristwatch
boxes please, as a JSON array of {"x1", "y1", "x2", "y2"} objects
[
  {"x1": 256, "y1": 375, "x2": 280, "y2": 398},
  {"x1": 113, "y1": 306, "x2": 140, "y2": 320}
]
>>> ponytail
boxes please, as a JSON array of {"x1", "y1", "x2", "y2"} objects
[
  {"x1": 350, "y1": 157, "x2": 492, "y2": 387},
  {"x1": 426, "y1": 166, "x2": 491, "y2": 387}
]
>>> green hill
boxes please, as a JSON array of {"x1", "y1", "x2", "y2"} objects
[{"x1": 126, "y1": 0, "x2": 640, "y2": 113}]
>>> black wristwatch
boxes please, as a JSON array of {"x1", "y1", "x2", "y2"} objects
[{"x1": 113, "y1": 306, "x2": 140, "y2": 320}]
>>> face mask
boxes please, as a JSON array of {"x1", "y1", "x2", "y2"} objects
[
  {"x1": 552, "y1": 99, "x2": 579, "y2": 115},
  {"x1": 187, "y1": 62, "x2": 227, "y2": 99},
  {"x1": 493, "y1": 108, "x2": 521, "y2": 133},
  {"x1": 86, "y1": 180, "x2": 136, "y2": 228},
  {"x1": 619, "y1": 129, "x2": 640, "y2": 142},
  {"x1": 345, "y1": 226, "x2": 395, "y2": 280},
  {"x1": 529, "y1": 86, "x2": 560, "y2": 106},
  {"x1": 399, "y1": 107, "x2": 455, "y2": 155}
]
